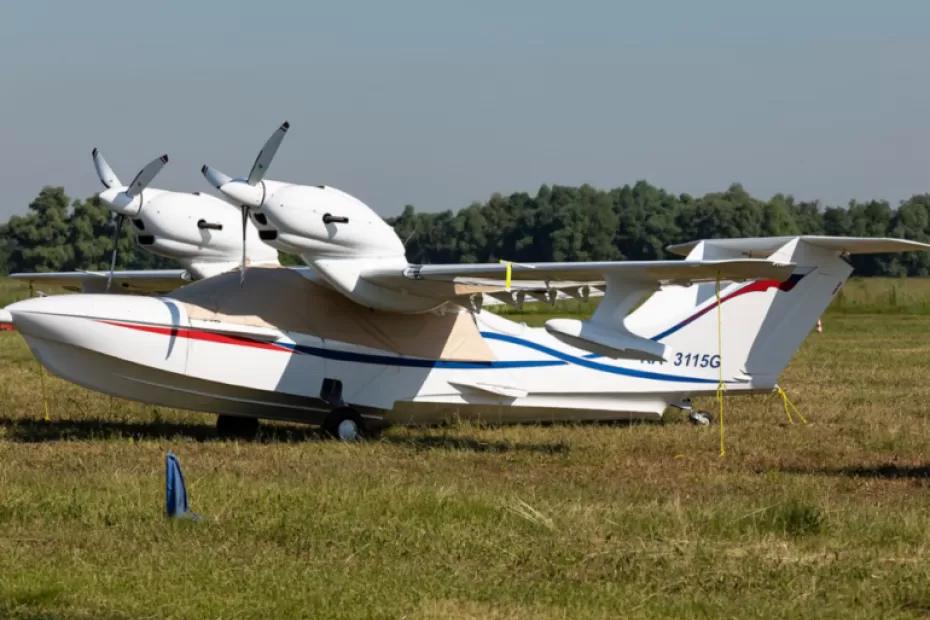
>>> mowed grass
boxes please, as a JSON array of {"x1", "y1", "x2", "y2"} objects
[{"x1": 3, "y1": 278, "x2": 930, "y2": 618}]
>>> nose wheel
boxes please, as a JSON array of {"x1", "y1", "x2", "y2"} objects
[{"x1": 322, "y1": 407, "x2": 365, "y2": 441}]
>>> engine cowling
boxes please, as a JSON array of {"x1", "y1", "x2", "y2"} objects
[{"x1": 256, "y1": 183, "x2": 405, "y2": 260}]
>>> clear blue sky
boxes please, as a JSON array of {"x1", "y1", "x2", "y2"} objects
[{"x1": 2, "y1": 0, "x2": 930, "y2": 219}]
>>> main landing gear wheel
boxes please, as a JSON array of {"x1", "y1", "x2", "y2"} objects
[
  {"x1": 216, "y1": 414, "x2": 260, "y2": 438},
  {"x1": 323, "y1": 408, "x2": 365, "y2": 442},
  {"x1": 688, "y1": 410, "x2": 713, "y2": 426}
]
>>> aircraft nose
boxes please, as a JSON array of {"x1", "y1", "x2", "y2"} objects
[
  {"x1": 6, "y1": 295, "x2": 81, "y2": 341},
  {"x1": 7, "y1": 294, "x2": 189, "y2": 376},
  {"x1": 7, "y1": 295, "x2": 61, "y2": 317}
]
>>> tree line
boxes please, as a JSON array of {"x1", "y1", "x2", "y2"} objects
[
  {"x1": 388, "y1": 182, "x2": 930, "y2": 276},
  {"x1": 3, "y1": 182, "x2": 930, "y2": 276}
]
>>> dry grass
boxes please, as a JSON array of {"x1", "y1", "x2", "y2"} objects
[{"x1": 2, "y1": 278, "x2": 930, "y2": 618}]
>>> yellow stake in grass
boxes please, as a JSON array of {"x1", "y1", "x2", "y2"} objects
[{"x1": 499, "y1": 259, "x2": 512, "y2": 291}]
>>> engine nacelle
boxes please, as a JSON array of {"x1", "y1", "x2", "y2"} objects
[
  {"x1": 110, "y1": 190, "x2": 278, "y2": 278},
  {"x1": 254, "y1": 182, "x2": 406, "y2": 260}
]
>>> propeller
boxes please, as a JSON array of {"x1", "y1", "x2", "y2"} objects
[
  {"x1": 92, "y1": 148, "x2": 121, "y2": 189},
  {"x1": 201, "y1": 165, "x2": 232, "y2": 190},
  {"x1": 240, "y1": 206, "x2": 248, "y2": 286},
  {"x1": 127, "y1": 154, "x2": 169, "y2": 198},
  {"x1": 106, "y1": 214, "x2": 124, "y2": 292},
  {"x1": 248, "y1": 120, "x2": 289, "y2": 185},
  {"x1": 92, "y1": 149, "x2": 169, "y2": 290},
  {"x1": 201, "y1": 121, "x2": 290, "y2": 285}
]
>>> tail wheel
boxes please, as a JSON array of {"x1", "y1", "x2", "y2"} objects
[
  {"x1": 688, "y1": 410, "x2": 713, "y2": 426},
  {"x1": 322, "y1": 407, "x2": 365, "y2": 441}
]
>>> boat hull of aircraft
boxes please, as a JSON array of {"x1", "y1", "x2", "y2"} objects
[
  {"x1": 22, "y1": 329, "x2": 686, "y2": 427},
  {"x1": 10, "y1": 296, "x2": 693, "y2": 427}
]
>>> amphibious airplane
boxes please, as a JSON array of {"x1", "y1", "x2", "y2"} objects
[{"x1": 5, "y1": 123, "x2": 930, "y2": 440}]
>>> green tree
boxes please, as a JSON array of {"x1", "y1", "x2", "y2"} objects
[
  {"x1": 891, "y1": 195, "x2": 930, "y2": 276},
  {"x1": 68, "y1": 195, "x2": 129, "y2": 270},
  {"x1": 6, "y1": 186, "x2": 74, "y2": 272},
  {"x1": 762, "y1": 194, "x2": 801, "y2": 236}
]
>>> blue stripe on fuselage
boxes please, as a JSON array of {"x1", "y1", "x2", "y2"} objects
[
  {"x1": 479, "y1": 332, "x2": 718, "y2": 384},
  {"x1": 273, "y1": 332, "x2": 716, "y2": 384}
]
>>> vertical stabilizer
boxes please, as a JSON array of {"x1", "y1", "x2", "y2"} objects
[{"x1": 625, "y1": 236, "x2": 929, "y2": 390}]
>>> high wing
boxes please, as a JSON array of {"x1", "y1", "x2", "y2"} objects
[
  {"x1": 400, "y1": 258, "x2": 790, "y2": 285},
  {"x1": 376, "y1": 258, "x2": 790, "y2": 310},
  {"x1": 10, "y1": 269, "x2": 192, "y2": 294}
]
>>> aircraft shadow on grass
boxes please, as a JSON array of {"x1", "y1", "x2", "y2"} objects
[
  {"x1": 779, "y1": 463, "x2": 930, "y2": 480},
  {"x1": 0, "y1": 416, "x2": 316, "y2": 443},
  {"x1": 0, "y1": 416, "x2": 570, "y2": 454},
  {"x1": 379, "y1": 434, "x2": 570, "y2": 455}
]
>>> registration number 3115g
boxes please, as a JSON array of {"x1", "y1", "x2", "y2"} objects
[{"x1": 673, "y1": 353, "x2": 721, "y2": 368}]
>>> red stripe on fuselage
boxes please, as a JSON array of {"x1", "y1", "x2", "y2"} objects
[
  {"x1": 652, "y1": 275, "x2": 804, "y2": 340},
  {"x1": 672, "y1": 279, "x2": 785, "y2": 327},
  {"x1": 98, "y1": 320, "x2": 290, "y2": 352}
]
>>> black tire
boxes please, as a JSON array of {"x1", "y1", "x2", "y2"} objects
[
  {"x1": 216, "y1": 414, "x2": 260, "y2": 438},
  {"x1": 322, "y1": 407, "x2": 365, "y2": 441}
]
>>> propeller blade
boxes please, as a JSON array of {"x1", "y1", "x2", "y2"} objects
[
  {"x1": 247, "y1": 121, "x2": 289, "y2": 185},
  {"x1": 126, "y1": 154, "x2": 169, "y2": 198},
  {"x1": 106, "y1": 214, "x2": 125, "y2": 292},
  {"x1": 201, "y1": 164, "x2": 233, "y2": 190},
  {"x1": 92, "y1": 148, "x2": 122, "y2": 189},
  {"x1": 240, "y1": 206, "x2": 248, "y2": 286}
]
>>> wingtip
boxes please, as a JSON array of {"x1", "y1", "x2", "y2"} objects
[
  {"x1": 91, "y1": 147, "x2": 99, "y2": 157},
  {"x1": 281, "y1": 121, "x2": 290, "y2": 131},
  {"x1": 160, "y1": 154, "x2": 169, "y2": 164}
]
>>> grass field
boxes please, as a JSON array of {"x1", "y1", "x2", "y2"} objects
[{"x1": 3, "y1": 278, "x2": 930, "y2": 618}]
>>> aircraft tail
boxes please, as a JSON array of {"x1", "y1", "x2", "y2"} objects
[{"x1": 624, "y1": 236, "x2": 930, "y2": 390}]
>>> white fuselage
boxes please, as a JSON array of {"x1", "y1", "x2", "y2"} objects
[{"x1": 6, "y1": 270, "x2": 776, "y2": 427}]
